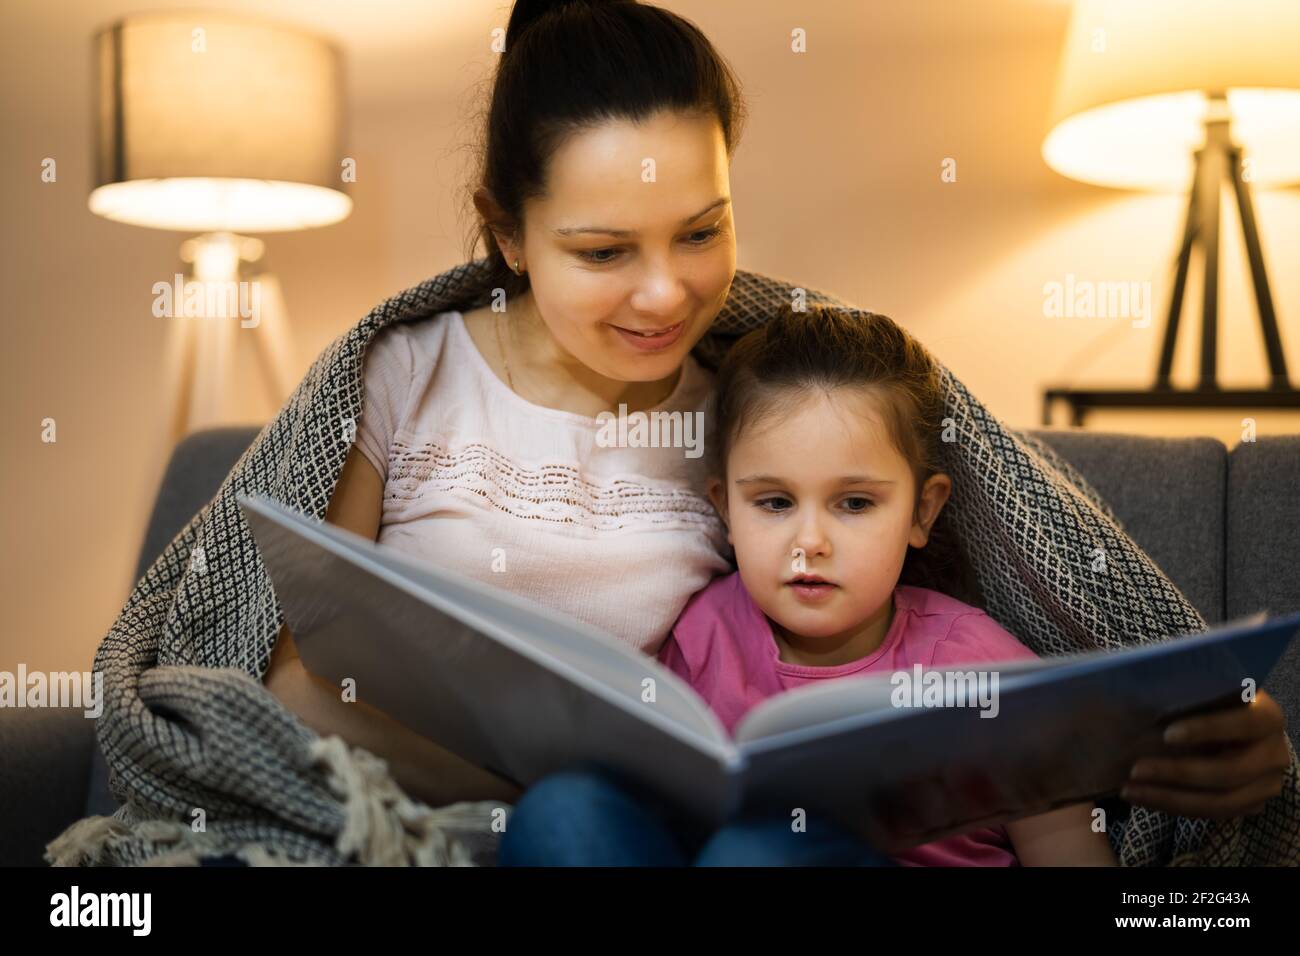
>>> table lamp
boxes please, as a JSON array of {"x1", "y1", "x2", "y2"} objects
[
  {"x1": 1040, "y1": 0, "x2": 1300, "y2": 426},
  {"x1": 89, "y1": 11, "x2": 351, "y2": 438}
]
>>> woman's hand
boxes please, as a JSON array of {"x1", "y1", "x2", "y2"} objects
[{"x1": 1120, "y1": 690, "x2": 1291, "y2": 819}]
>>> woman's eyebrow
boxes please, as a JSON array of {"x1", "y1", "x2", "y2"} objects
[{"x1": 553, "y1": 197, "x2": 730, "y2": 238}]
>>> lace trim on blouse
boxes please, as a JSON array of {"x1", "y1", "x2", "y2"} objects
[{"x1": 386, "y1": 435, "x2": 722, "y2": 533}]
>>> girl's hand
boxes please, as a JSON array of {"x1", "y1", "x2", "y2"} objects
[{"x1": 1121, "y1": 690, "x2": 1291, "y2": 819}]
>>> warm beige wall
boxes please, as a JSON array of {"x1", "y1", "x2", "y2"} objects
[{"x1": 3, "y1": 0, "x2": 1297, "y2": 674}]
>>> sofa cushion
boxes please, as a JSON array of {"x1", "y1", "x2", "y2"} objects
[
  {"x1": 0, "y1": 708, "x2": 95, "y2": 866},
  {"x1": 1227, "y1": 436, "x2": 1300, "y2": 748}
]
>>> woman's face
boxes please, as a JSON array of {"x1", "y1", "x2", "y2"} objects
[{"x1": 514, "y1": 109, "x2": 737, "y2": 384}]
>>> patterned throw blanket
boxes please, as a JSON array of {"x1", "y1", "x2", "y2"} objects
[{"x1": 46, "y1": 258, "x2": 1300, "y2": 867}]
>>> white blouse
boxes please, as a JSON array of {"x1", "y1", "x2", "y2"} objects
[{"x1": 354, "y1": 310, "x2": 731, "y2": 655}]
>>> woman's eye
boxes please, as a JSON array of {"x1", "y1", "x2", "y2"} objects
[
  {"x1": 577, "y1": 247, "x2": 622, "y2": 264},
  {"x1": 685, "y1": 226, "x2": 721, "y2": 245},
  {"x1": 576, "y1": 228, "x2": 720, "y2": 265},
  {"x1": 755, "y1": 496, "x2": 792, "y2": 513},
  {"x1": 841, "y1": 497, "x2": 874, "y2": 513}
]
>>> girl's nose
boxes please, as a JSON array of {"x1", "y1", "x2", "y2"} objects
[{"x1": 793, "y1": 513, "x2": 832, "y2": 559}]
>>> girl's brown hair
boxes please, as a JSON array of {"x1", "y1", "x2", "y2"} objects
[{"x1": 709, "y1": 303, "x2": 984, "y2": 608}]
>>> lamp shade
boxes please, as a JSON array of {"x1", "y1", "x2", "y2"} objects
[
  {"x1": 90, "y1": 12, "x2": 351, "y2": 232},
  {"x1": 1042, "y1": 0, "x2": 1300, "y2": 191}
]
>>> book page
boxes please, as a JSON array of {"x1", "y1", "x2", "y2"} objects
[
  {"x1": 733, "y1": 656, "x2": 1061, "y2": 744},
  {"x1": 362, "y1": 534, "x2": 730, "y2": 746},
  {"x1": 731, "y1": 609, "x2": 1294, "y2": 852},
  {"x1": 241, "y1": 493, "x2": 742, "y2": 819},
  {"x1": 247, "y1": 493, "x2": 730, "y2": 749}
]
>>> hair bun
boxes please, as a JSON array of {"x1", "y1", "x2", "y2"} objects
[{"x1": 506, "y1": 0, "x2": 634, "y2": 49}]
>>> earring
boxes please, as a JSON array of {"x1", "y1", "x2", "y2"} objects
[{"x1": 513, "y1": 258, "x2": 523, "y2": 276}]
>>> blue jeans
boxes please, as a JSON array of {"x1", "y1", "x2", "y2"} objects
[{"x1": 497, "y1": 765, "x2": 897, "y2": 866}]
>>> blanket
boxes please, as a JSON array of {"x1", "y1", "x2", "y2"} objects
[{"x1": 46, "y1": 257, "x2": 1300, "y2": 866}]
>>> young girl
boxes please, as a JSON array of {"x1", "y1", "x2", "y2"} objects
[{"x1": 499, "y1": 304, "x2": 1118, "y2": 866}]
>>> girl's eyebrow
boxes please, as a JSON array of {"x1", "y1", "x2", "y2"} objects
[
  {"x1": 553, "y1": 197, "x2": 730, "y2": 238},
  {"x1": 734, "y1": 474, "x2": 895, "y2": 486}
]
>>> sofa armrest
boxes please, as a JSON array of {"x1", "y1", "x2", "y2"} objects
[
  {"x1": 0, "y1": 706, "x2": 96, "y2": 866},
  {"x1": 1227, "y1": 436, "x2": 1300, "y2": 752}
]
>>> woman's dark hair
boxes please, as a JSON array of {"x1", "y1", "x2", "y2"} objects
[
  {"x1": 710, "y1": 304, "x2": 985, "y2": 609},
  {"x1": 465, "y1": 0, "x2": 746, "y2": 297}
]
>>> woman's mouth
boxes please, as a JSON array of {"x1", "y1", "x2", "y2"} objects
[{"x1": 610, "y1": 320, "x2": 687, "y2": 352}]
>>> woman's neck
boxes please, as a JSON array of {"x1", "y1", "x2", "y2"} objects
[{"x1": 499, "y1": 291, "x2": 684, "y2": 418}]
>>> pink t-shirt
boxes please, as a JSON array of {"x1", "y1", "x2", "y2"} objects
[{"x1": 657, "y1": 571, "x2": 1040, "y2": 867}]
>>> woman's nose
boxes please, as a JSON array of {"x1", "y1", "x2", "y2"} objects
[{"x1": 629, "y1": 257, "x2": 689, "y2": 317}]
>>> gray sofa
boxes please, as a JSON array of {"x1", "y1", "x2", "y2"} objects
[{"x1": 2, "y1": 426, "x2": 1297, "y2": 866}]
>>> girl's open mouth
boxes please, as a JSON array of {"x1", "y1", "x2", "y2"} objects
[{"x1": 610, "y1": 320, "x2": 686, "y2": 352}]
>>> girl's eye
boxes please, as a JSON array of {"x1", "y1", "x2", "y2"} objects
[
  {"x1": 755, "y1": 496, "x2": 792, "y2": 513},
  {"x1": 842, "y1": 497, "x2": 874, "y2": 513},
  {"x1": 574, "y1": 227, "x2": 721, "y2": 265}
]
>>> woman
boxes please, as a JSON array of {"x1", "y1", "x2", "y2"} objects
[{"x1": 259, "y1": 0, "x2": 1289, "y2": 864}]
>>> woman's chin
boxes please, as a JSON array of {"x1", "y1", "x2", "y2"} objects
[{"x1": 598, "y1": 335, "x2": 696, "y2": 382}]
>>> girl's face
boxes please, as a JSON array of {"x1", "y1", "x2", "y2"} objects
[
  {"x1": 502, "y1": 109, "x2": 737, "y2": 385},
  {"x1": 708, "y1": 387, "x2": 952, "y2": 656}
]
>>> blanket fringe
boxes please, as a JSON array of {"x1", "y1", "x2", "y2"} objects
[
  {"x1": 46, "y1": 814, "x2": 229, "y2": 867},
  {"x1": 45, "y1": 815, "x2": 135, "y2": 867},
  {"x1": 309, "y1": 735, "x2": 475, "y2": 866},
  {"x1": 45, "y1": 739, "x2": 485, "y2": 868},
  {"x1": 137, "y1": 847, "x2": 208, "y2": 867},
  {"x1": 137, "y1": 842, "x2": 332, "y2": 866},
  {"x1": 235, "y1": 843, "x2": 330, "y2": 867}
]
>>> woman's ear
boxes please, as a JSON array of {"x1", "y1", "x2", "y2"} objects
[
  {"x1": 473, "y1": 187, "x2": 522, "y2": 267},
  {"x1": 908, "y1": 472, "x2": 952, "y2": 548},
  {"x1": 705, "y1": 476, "x2": 732, "y2": 545}
]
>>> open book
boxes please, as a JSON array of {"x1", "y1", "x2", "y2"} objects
[{"x1": 239, "y1": 492, "x2": 1300, "y2": 852}]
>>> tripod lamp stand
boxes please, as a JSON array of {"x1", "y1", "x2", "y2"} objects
[{"x1": 1040, "y1": 0, "x2": 1300, "y2": 427}]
